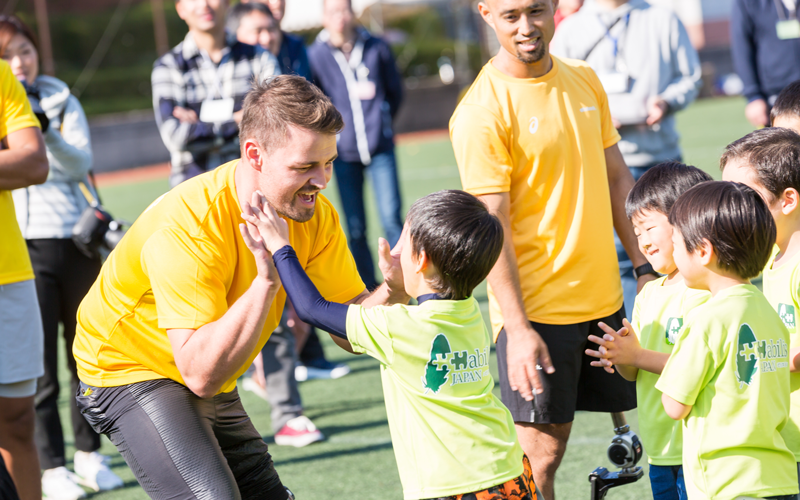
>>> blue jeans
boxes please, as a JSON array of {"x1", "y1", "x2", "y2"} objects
[
  {"x1": 333, "y1": 150, "x2": 404, "y2": 289},
  {"x1": 649, "y1": 464, "x2": 687, "y2": 500},
  {"x1": 616, "y1": 165, "x2": 657, "y2": 319}
]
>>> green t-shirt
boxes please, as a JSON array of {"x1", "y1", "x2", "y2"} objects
[
  {"x1": 346, "y1": 297, "x2": 523, "y2": 500},
  {"x1": 656, "y1": 284, "x2": 797, "y2": 500},
  {"x1": 631, "y1": 276, "x2": 709, "y2": 465},
  {"x1": 763, "y1": 247, "x2": 800, "y2": 461}
]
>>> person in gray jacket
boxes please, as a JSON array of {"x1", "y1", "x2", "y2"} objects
[
  {"x1": 2, "y1": 16, "x2": 124, "y2": 500},
  {"x1": 551, "y1": 0, "x2": 701, "y2": 319}
]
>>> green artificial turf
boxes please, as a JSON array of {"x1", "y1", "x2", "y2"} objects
[{"x1": 55, "y1": 96, "x2": 751, "y2": 499}]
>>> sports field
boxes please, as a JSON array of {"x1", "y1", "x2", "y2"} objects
[{"x1": 55, "y1": 96, "x2": 753, "y2": 499}]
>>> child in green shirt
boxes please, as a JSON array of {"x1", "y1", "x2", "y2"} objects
[
  {"x1": 720, "y1": 126, "x2": 800, "y2": 487},
  {"x1": 242, "y1": 189, "x2": 536, "y2": 500},
  {"x1": 655, "y1": 181, "x2": 797, "y2": 500},
  {"x1": 585, "y1": 162, "x2": 711, "y2": 500}
]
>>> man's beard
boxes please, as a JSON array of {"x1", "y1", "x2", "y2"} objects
[
  {"x1": 515, "y1": 43, "x2": 546, "y2": 65},
  {"x1": 275, "y1": 194, "x2": 316, "y2": 223}
]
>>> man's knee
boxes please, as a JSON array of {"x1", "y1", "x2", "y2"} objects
[
  {"x1": 517, "y1": 422, "x2": 572, "y2": 470},
  {"x1": 0, "y1": 398, "x2": 35, "y2": 442}
]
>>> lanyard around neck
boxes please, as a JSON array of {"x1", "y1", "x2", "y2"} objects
[
  {"x1": 599, "y1": 12, "x2": 631, "y2": 59},
  {"x1": 199, "y1": 49, "x2": 227, "y2": 100},
  {"x1": 775, "y1": 0, "x2": 799, "y2": 21}
]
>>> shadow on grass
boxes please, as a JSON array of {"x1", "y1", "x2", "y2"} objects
[
  {"x1": 302, "y1": 397, "x2": 387, "y2": 420},
  {"x1": 272, "y1": 441, "x2": 394, "y2": 466}
]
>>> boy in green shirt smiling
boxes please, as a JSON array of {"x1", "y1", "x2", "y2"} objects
[
  {"x1": 720, "y1": 127, "x2": 800, "y2": 488},
  {"x1": 242, "y1": 189, "x2": 537, "y2": 500},
  {"x1": 585, "y1": 162, "x2": 711, "y2": 500},
  {"x1": 656, "y1": 181, "x2": 797, "y2": 500}
]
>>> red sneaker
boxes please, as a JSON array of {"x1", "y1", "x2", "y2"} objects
[{"x1": 274, "y1": 416, "x2": 325, "y2": 447}]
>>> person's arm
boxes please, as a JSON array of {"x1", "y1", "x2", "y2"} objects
[
  {"x1": 605, "y1": 144, "x2": 653, "y2": 292},
  {"x1": 151, "y1": 60, "x2": 217, "y2": 152},
  {"x1": 478, "y1": 192, "x2": 555, "y2": 401},
  {"x1": 585, "y1": 319, "x2": 671, "y2": 381},
  {"x1": 661, "y1": 393, "x2": 692, "y2": 420},
  {"x1": 0, "y1": 126, "x2": 48, "y2": 190},
  {"x1": 165, "y1": 193, "x2": 282, "y2": 398},
  {"x1": 43, "y1": 95, "x2": 92, "y2": 181},
  {"x1": 378, "y1": 40, "x2": 403, "y2": 119},
  {"x1": 649, "y1": 14, "x2": 702, "y2": 125},
  {"x1": 730, "y1": 0, "x2": 769, "y2": 127}
]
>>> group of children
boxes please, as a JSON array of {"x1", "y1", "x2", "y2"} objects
[{"x1": 241, "y1": 80, "x2": 800, "y2": 500}]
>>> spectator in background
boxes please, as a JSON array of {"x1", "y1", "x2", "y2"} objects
[
  {"x1": 731, "y1": 0, "x2": 800, "y2": 128},
  {"x1": 228, "y1": 2, "x2": 328, "y2": 447},
  {"x1": 0, "y1": 52, "x2": 48, "y2": 500},
  {"x1": 240, "y1": 0, "x2": 312, "y2": 80},
  {"x1": 647, "y1": 0, "x2": 705, "y2": 49},
  {"x1": 554, "y1": 0, "x2": 584, "y2": 29},
  {"x1": 152, "y1": 0, "x2": 278, "y2": 187},
  {"x1": 2, "y1": 16, "x2": 124, "y2": 499},
  {"x1": 308, "y1": 0, "x2": 404, "y2": 291},
  {"x1": 552, "y1": 0, "x2": 701, "y2": 319}
]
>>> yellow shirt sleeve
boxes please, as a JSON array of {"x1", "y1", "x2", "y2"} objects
[
  {"x1": 142, "y1": 228, "x2": 230, "y2": 330},
  {"x1": 346, "y1": 304, "x2": 394, "y2": 365},
  {"x1": 306, "y1": 202, "x2": 366, "y2": 304},
  {"x1": 585, "y1": 67, "x2": 621, "y2": 150},
  {"x1": 655, "y1": 319, "x2": 715, "y2": 406},
  {"x1": 451, "y1": 104, "x2": 514, "y2": 195},
  {"x1": 0, "y1": 62, "x2": 39, "y2": 139}
]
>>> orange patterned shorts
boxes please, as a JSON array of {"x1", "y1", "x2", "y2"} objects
[{"x1": 427, "y1": 454, "x2": 539, "y2": 500}]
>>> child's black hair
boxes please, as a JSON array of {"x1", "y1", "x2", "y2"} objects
[
  {"x1": 668, "y1": 181, "x2": 776, "y2": 280},
  {"x1": 625, "y1": 161, "x2": 713, "y2": 219},
  {"x1": 770, "y1": 80, "x2": 800, "y2": 125},
  {"x1": 405, "y1": 190, "x2": 503, "y2": 300},
  {"x1": 719, "y1": 127, "x2": 800, "y2": 202}
]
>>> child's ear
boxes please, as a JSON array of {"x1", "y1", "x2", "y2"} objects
[
  {"x1": 781, "y1": 188, "x2": 800, "y2": 215},
  {"x1": 696, "y1": 239, "x2": 714, "y2": 266},
  {"x1": 414, "y1": 249, "x2": 428, "y2": 275}
]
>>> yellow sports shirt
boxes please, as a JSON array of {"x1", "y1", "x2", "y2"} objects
[
  {"x1": 656, "y1": 285, "x2": 797, "y2": 500},
  {"x1": 630, "y1": 277, "x2": 708, "y2": 465},
  {"x1": 0, "y1": 60, "x2": 41, "y2": 285},
  {"x1": 763, "y1": 247, "x2": 800, "y2": 461},
  {"x1": 450, "y1": 56, "x2": 623, "y2": 334},
  {"x1": 74, "y1": 161, "x2": 365, "y2": 393}
]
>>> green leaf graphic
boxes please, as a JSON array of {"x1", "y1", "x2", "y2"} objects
[
  {"x1": 736, "y1": 323, "x2": 758, "y2": 388},
  {"x1": 423, "y1": 334, "x2": 451, "y2": 394}
]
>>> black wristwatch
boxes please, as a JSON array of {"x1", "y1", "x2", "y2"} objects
[{"x1": 633, "y1": 263, "x2": 659, "y2": 280}]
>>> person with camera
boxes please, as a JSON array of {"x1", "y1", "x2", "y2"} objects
[
  {"x1": 0, "y1": 23, "x2": 48, "y2": 500},
  {"x1": 2, "y1": 16, "x2": 124, "y2": 500}
]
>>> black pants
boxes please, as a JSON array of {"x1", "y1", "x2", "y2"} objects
[
  {"x1": 27, "y1": 238, "x2": 102, "y2": 469},
  {"x1": 0, "y1": 455, "x2": 19, "y2": 500},
  {"x1": 76, "y1": 379, "x2": 287, "y2": 500}
]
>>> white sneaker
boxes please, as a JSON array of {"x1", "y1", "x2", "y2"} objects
[
  {"x1": 241, "y1": 376, "x2": 269, "y2": 401},
  {"x1": 73, "y1": 451, "x2": 124, "y2": 492},
  {"x1": 274, "y1": 415, "x2": 325, "y2": 447},
  {"x1": 41, "y1": 467, "x2": 87, "y2": 500}
]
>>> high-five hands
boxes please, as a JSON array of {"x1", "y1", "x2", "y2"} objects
[
  {"x1": 377, "y1": 226, "x2": 409, "y2": 301},
  {"x1": 241, "y1": 190, "x2": 291, "y2": 255},
  {"x1": 585, "y1": 318, "x2": 642, "y2": 374}
]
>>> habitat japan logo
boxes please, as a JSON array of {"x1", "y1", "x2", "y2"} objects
[
  {"x1": 422, "y1": 333, "x2": 490, "y2": 394},
  {"x1": 778, "y1": 303, "x2": 796, "y2": 331},
  {"x1": 665, "y1": 317, "x2": 682, "y2": 345},
  {"x1": 736, "y1": 323, "x2": 789, "y2": 389}
]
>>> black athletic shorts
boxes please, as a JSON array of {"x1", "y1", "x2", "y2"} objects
[
  {"x1": 496, "y1": 307, "x2": 637, "y2": 424},
  {"x1": 76, "y1": 378, "x2": 288, "y2": 500}
]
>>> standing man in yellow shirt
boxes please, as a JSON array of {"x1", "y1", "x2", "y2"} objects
[
  {"x1": 72, "y1": 75, "x2": 409, "y2": 499},
  {"x1": 0, "y1": 59, "x2": 49, "y2": 500},
  {"x1": 450, "y1": 1, "x2": 653, "y2": 498}
]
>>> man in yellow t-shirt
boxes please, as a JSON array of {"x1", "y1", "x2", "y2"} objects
[
  {"x1": 0, "y1": 58, "x2": 48, "y2": 499},
  {"x1": 72, "y1": 76, "x2": 408, "y2": 499},
  {"x1": 449, "y1": 1, "x2": 652, "y2": 496}
]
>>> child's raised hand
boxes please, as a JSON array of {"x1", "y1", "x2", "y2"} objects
[
  {"x1": 585, "y1": 320, "x2": 642, "y2": 374},
  {"x1": 242, "y1": 190, "x2": 291, "y2": 255}
]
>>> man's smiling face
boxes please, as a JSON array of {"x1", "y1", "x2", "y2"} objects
[
  {"x1": 257, "y1": 125, "x2": 337, "y2": 222},
  {"x1": 480, "y1": 0, "x2": 557, "y2": 65}
]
